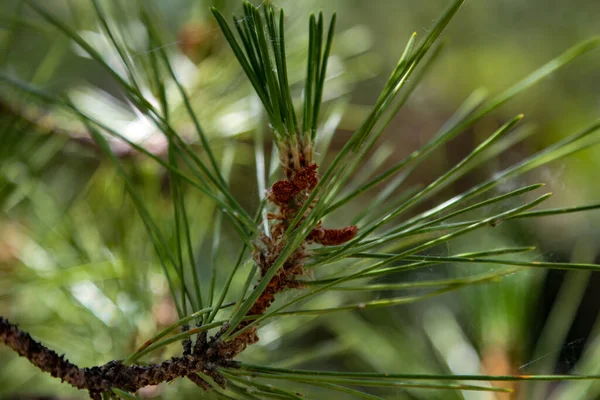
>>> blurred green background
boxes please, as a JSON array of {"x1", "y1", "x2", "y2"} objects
[{"x1": 1, "y1": 0, "x2": 600, "y2": 399}]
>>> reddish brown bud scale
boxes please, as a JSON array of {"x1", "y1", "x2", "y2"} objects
[
  {"x1": 270, "y1": 180, "x2": 297, "y2": 204},
  {"x1": 268, "y1": 164, "x2": 318, "y2": 206},
  {"x1": 292, "y1": 164, "x2": 318, "y2": 191},
  {"x1": 310, "y1": 225, "x2": 358, "y2": 246}
]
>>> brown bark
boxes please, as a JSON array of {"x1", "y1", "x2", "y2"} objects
[{"x1": 0, "y1": 317, "x2": 234, "y2": 399}]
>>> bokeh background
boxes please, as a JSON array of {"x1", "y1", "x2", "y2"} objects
[{"x1": 1, "y1": 0, "x2": 600, "y2": 399}]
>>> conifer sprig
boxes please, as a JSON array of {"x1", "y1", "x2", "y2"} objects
[
  {"x1": 3, "y1": 0, "x2": 600, "y2": 399},
  {"x1": 211, "y1": 2, "x2": 336, "y2": 156}
]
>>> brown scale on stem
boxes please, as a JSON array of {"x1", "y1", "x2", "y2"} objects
[
  {"x1": 308, "y1": 225, "x2": 359, "y2": 246},
  {"x1": 216, "y1": 140, "x2": 357, "y2": 359}
]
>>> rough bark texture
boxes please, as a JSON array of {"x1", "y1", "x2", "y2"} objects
[{"x1": 0, "y1": 317, "x2": 233, "y2": 399}]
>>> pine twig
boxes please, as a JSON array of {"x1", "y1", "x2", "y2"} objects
[{"x1": 0, "y1": 317, "x2": 237, "y2": 399}]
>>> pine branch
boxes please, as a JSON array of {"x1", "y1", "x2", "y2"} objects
[
  {"x1": 0, "y1": 317, "x2": 237, "y2": 399},
  {"x1": 4, "y1": 0, "x2": 600, "y2": 398}
]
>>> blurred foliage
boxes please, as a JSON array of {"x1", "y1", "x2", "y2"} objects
[{"x1": 1, "y1": 0, "x2": 600, "y2": 399}]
